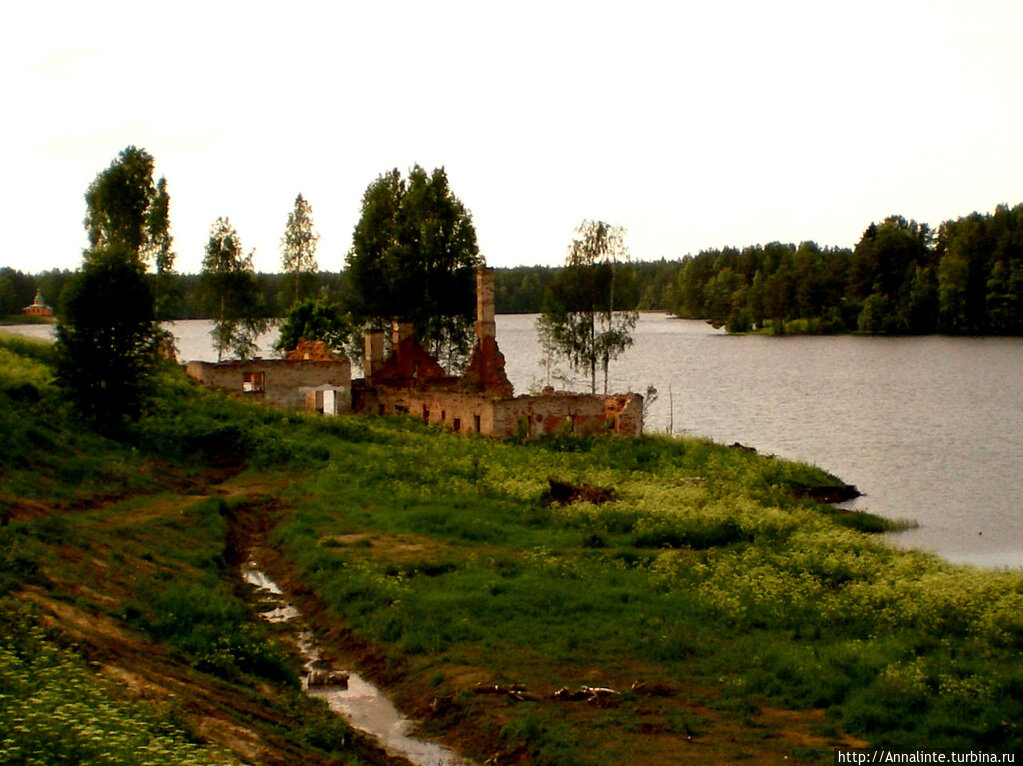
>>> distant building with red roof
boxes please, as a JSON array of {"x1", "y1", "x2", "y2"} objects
[{"x1": 22, "y1": 291, "x2": 53, "y2": 317}]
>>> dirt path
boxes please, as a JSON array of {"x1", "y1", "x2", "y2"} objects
[{"x1": 13, "y1": 472, "x2": 410, "y2": 766}]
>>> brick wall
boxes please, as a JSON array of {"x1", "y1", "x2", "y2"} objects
[
  {"x1": 358, "y1": 384, "x2": 642, "y2": 438},
  {"x1": 185, "y1": 358, "x2": 351, "y2": 411}
]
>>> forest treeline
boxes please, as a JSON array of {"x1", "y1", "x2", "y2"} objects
[
  {"x1": 4, "y1": 203, "x2": 1022, "y2": 335},
  {"x1": 671, "y1": 204, "x2": 1023, "y2": 334},
  {"x1": 494, "y1": 203, "x2": 1023, "y2": 335}
]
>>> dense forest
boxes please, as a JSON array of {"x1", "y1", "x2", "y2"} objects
[
  {"x1": 494, "y1": 204, "x2": 1023, "y2": 335},
  {"x1": 670, "y1": 204, "x2": 1023, "y2": 334},
  {"x1": 3, "y1": 203, "x2": 1022, "y2": 335}
]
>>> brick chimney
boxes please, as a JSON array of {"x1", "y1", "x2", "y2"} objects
[
  {"x1": 364, "y1": 329, "x2": 384, "y2": 381},
  {"x1": 391, "y1": 320, "x2": 414, "y2": 347},
  {"x1": 476, "y1": 267, "x2": 496, "y2": 341}
]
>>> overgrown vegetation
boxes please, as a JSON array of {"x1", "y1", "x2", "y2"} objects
[
  {"x1": 0, "y1": 601, "x2": 234, "y2": 765},
  {"x1": 2, "y1": 333, "x2": 1021, "y2": 764},
  {"x1": 0, "y1": 333, "x2": 378, "y2": 764}
]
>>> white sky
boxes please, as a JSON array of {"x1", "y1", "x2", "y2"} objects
[{"x1": 2, "y1": 0, "x2": 1022, "y2": 275}]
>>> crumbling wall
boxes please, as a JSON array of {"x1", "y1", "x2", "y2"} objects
[
  {"x1": 603, "y1": 393, "x2": 644, "y2": 437},
  {"x1": 494, "y1": 392, "x2": 643, "y2": 438},
  {"x1": 285, "y1": 339, "x2": 338, "y2": 361},
  {"x1": 185, "y1": 358, "x2": 351, "y2": 411},
  {"x1": 357, "y1": 385, "x2": 497, "y2": 434},
  {"x1": 355, "y1": 383, "x2": 643, "y2": 438},
  {"x1": 460, "y1": 336, "x2": 514, "y2": 398},
  {"x1": 369, "y1": 336, "x2": 447, "y2": 387}
]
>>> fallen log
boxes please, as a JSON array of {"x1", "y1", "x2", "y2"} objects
[
  {"x1": 473, "y1": 683, "x2": 540, "y2": 702},
  {"x1": 552, "y1": 685, "x2": 620, "y2": 703}
]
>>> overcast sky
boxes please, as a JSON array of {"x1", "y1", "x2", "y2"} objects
[{"x1": 2, "y1": 0, "x2": 1021, "y2": 275}]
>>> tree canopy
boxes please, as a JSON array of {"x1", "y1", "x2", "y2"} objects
[
  {"x1": 344, "y1": 166, "x2": 482, "y2": 368},
  {"x1": 83, "y1": 146, "x2": 175, "y2": 270},
  {"x1": 668, "y1": 204, "x2": 1023, "y2": 335},
  {"x1": 199, "y1": 217, "x2": 268, "y2": 361},
  {"x1": 274, "y1": 297, "x2": 353, "y2": 356},
  {"x1": 82, "y1": 145, "x2": 177, "y2": 318},
  {"x1": 55, "y1": 247, "x2": 159, "y2": 433},
  {"x1": 279, "y1": 193, "x2": 320, "y2": 311},
  {"x1": 537, "y1": 220, "x2": 638, "y2": 393}
]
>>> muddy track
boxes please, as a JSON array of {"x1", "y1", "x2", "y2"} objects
[{"x1": 14, "y1": 469, "x2": 414, "y2": 766}]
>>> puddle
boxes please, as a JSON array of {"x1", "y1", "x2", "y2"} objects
[{"x1": 241, "y1": 561, "x2": 469, "y2": 766}]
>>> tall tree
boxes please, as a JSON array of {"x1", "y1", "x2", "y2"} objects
[
  {"x1": 344, "y1": 166, "x2": 482, "y2": 368},
  {"x1": 55, "y1": 247, "x2": 159, "y2": 433},
  {"x1": 83, "y1": 146, "x2": 177, "y2": 317},
  {"x1": 53, "y1": 148, "x2": 171, "y2": 432},
  {"x1": 279, "y1": 193, "x2": 320, "y2": 311},
  {"x1": 145, "y1": 176, "x2": 178, "y2": 319},
  {"x1": 84, "y1": 146, "x2": 155, "y2": 256},
  {"x1": 199, "y1": 217, "x2": 268, "y2": 361},
  {"x1": 537, "y1": 220, "x2": 638, "y2": 394}
]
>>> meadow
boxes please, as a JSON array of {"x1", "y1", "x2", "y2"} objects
[
  {"x1": 266, "y1": 414, "x2": 1023, "y2": 763},
  {"x1": 2, "y1": 330, "x2": 1021, "y2": 764}
]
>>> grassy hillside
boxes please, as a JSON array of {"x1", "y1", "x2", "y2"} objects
[
  {"x1": 0, "y1": 332, "x2": 393, "y2": 765},
  {"x1": 2, "y1": 330, "x2": 1021, "y2": 764}
]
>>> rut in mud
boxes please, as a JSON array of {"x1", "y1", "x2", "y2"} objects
[{"x1": 241, "y1": 558, "x2": 470, "y2": 766}]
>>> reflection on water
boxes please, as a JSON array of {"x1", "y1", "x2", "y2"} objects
[{"x1": 6, "y1": 317, "x2": 1022, "y2": 568}]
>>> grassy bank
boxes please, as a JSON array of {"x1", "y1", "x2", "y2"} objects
[
  {"x1": 2, "y1": 331, "x2": 1022, "y2": 764},
  {"x1": 266, "y1": 417, "x2": 1022, "y2": 762}
]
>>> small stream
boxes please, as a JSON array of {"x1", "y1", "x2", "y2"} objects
[{"x1": 241, "y1": 561, "x2": 470, "y2": 766}]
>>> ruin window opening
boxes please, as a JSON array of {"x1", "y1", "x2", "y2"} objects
[
  {"x1": 422, "y1": 404, "x2": 430, "y2": 421},
  {"x1": 242, "y1": 372, "x2": 265, "y2": 393},
  {"x1": 473, "y1": 414, "x2": 481, "y2": 432},
  {"x1": 452, "y1": 418, "x2": 461, "y2": 432}
]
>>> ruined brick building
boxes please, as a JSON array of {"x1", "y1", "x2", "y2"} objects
[
  {"x1": 185, "y1": 268, "x2": 642, "y2": 437},
  {"x1": 185, "y1": 339, "x2": 351, "y2": 413},
  {"x1": 354, "y1": 268, "x2": 642, "y2": 437}
]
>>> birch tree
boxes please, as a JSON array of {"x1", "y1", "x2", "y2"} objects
[
  {"x1": 199, "y1": 217, "x2": 268, "y2": 361},
  {"x1": 537, "y1": 220, "x2": 638, "y2": 394}
]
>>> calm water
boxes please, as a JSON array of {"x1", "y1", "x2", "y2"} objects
[
  {"x1": 497, "y1": 314, "x2": 1023, "y2": 569},
  {"x1": 7, "y1": 317, "x2": 1022, "y2": 568}
]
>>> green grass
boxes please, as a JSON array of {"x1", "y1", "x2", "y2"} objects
[
  {"x1": 3, "y1": 338, "x2": 1022, "y2": 763},
  {"x1": 263, "y1": 415, "x2": 1023, "y2": 758}
]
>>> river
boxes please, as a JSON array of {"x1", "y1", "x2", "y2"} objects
[{"x1": 6, "y1": 316, "x2": 1022, "y2": 569}]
